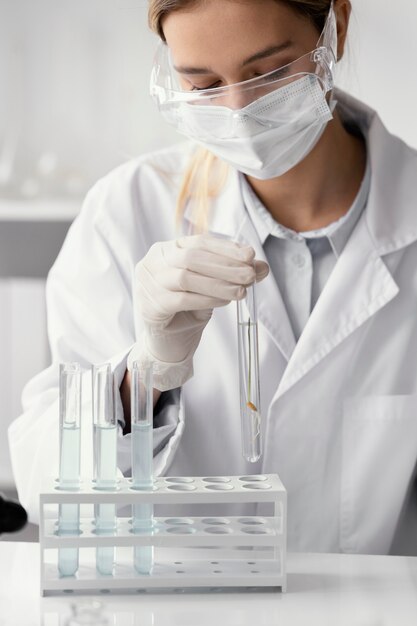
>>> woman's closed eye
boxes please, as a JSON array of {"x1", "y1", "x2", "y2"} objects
[
  {"x1": 190, "y1": 80, "x2": 222, "y2": 91},
  {"x1": 188, "y1": 67, "x2": 291, "y2": 91},
  {"x1": 253, "y1": 65, "x2": 291, "y2": 83},
  {"x1": 184, "y1": 56, "x2": 295, "y2": 92}
]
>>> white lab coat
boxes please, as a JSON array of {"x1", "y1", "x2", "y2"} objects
[{"x1": 8, "y1": 90, "x2": 417, "y2": 554}]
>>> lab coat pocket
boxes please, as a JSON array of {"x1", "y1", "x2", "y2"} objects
[{"x1": 340, "y1": 395, "x2": 417, "y2": 555}]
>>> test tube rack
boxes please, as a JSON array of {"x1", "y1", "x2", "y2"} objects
[{"x1": 39, "y1": 473, "x2": 287, "y2": 595}]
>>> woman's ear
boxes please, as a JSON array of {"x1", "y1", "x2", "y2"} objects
[{"x1": 334, "y1": 0, "x2": 352, "y2": 61}]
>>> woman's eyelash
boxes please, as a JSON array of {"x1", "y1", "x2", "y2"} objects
[
  {"x1": 272, "y1": 68, "x2": 289, "y2": 78},
  {"x1": 256, "y1": 67, "x2": 289, "y2": 81},
  {"x1": 189, "y1": 66, "x2": 291, "y2": 91},
  {"x1": 190, "y1": 81, "x2": 222, "y2": 91}
]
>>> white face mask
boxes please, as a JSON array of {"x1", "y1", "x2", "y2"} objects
[{"x1": 174, "y1": 74, "x2": 334, "y2": 179}]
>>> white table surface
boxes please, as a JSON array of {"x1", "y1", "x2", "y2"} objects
[{"x1": 1, "y1": 542, "x2": 417, "y2": 626}]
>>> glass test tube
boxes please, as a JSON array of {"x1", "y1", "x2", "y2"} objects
[
  {"x1": 93, "y1": 364, "x2": 118, "y2": 575},
  {"x1": 237, "y1": 284, "x2": 262, "y2": 463},
  {"x1": 58, "y1": 363, "x2": 82, "y2": 577},
  {"x1": 131, "y1": 361, "x2": 154, "y2": 575}
]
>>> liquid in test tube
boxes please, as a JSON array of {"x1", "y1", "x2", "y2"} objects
[
  {"x1": 237, "y1": 284, "x2": 262, "y2": 463},
  {"x1": 93, "y1": 364, "x2": 118, "y2": 576},
  {"x1": 58, "y1": 363, "x2": 82, "y2": 577},
  {"x1": 131, "y1": 361, "x2": 154, "y2": 575}
]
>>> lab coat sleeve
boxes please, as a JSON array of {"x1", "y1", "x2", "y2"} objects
[
  {"x1": 117, "y1": 388, "x2": 185, "y2": 475},
  {"x1": 8, "y1": 172, "x2": 184, "y2": 525}
]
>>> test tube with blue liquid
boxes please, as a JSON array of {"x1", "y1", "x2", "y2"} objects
[
  {"x1": 93, "y1": 364, "x2": 118, "y2": 575},
  {"x1": 237, "y1": 284, "x2": 262, "y2": 462},
  {"x1": 131, "y1": 361, "x2": 154, "y2": 574},
  {"x1": 58, "y1": 363, "x2": 82, "y2": 576}
]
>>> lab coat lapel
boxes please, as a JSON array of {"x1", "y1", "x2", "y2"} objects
[
  {"x1": 276, "y1": 212, "x2": 399, "y2": 398},
  {"x1": 184, "y1": 169, "x2": 297, "y2": 361},
  {"x1": 274, "y1": 91, "x2": 417, "y2": 397},
  {"x1": 235, "y1": 214, "x2": 297, "y2": 362}
]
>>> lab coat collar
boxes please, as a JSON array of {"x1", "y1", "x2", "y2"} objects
[
  {"x1": 236, "y1": 213, "x2": 298, "y2": 361},
  {"x1": 240, "y1": 159, "x2": 371, "y2": 260},
  {"x1": 335, "y1": 89, "x2": 417, "y2": 254},
  {"x1": 275, "y1": 210, "x2": 400, "y2": 397}
]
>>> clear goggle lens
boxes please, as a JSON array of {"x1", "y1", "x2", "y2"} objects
[{"x1": 150, "y1": 1, "x2": 337, "y2": 110}]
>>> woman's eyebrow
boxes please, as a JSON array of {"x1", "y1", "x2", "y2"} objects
[
  {"x1": 242, "y1": 41, "x2": 293, "y2": 66},
  {"x1": 174, "y1": 40, "x2": 294, "y2": 75}
]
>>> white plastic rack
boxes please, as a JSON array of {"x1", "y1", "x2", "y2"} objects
[{"x1": 39, "y1": 473, "x2": 287, "y2": 595}]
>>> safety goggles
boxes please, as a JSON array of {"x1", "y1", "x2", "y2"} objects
[{"x1": 150, "y1": 1, "x2": 337, "y2": 110}]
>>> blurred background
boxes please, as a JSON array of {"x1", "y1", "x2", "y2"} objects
[{"x1": 0, "y1": 0, "x2": 416, "y2": 524}]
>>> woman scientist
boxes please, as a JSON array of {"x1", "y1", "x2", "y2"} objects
[{"x1": 9, "y1": 0, "x2": 417, "y2": 555}]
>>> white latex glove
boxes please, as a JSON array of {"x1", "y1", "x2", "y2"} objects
[{"x1": 128, "y1": 235, "x2": 269, "y2": 391}]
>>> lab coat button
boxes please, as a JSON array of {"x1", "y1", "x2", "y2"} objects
[{"x1": 292, "y1": 253, "x2": 306, "y2": 268}]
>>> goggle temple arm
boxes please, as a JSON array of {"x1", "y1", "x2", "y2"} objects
[{"x1": 317, "y1": 0, "x2": 338, "y2": 63}]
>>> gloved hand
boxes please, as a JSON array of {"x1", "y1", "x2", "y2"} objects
[{"x1": 128, "y1": 235, "x2": 269, "y2": 391}]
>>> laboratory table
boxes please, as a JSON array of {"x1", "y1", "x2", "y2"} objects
[{"x1": 0, "y1": 542, "x2": 416, "y2": 625}]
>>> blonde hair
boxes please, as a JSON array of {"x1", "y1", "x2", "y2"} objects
[
  {"x1": 148, "y1": 0, "x2": 333, "y2": 233},
  {"x1": 177, "y1": 147, "x2": 230, "y2": 234}
]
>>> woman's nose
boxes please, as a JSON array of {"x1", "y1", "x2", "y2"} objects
[{"x1": 218, "y1": 86, "x2": 256, "y2": 110}]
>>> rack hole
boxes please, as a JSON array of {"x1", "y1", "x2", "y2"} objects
[
  {"x1": 205, "y1": 484, "x2": 234, "y2": 491},
  {"x1": 54, "y1": 530, "x2": 84, "y2": 537},
  {"x1": 167, "y1": 526, "x2": 196, "y2": 534},
  {"x1": 129, "y1": 484, "x2": 158, "y2": 492},
  {"x1": 204, "y1": 527, "x2": 233, "y2": 534},
  {"x1": 239, "y1": 475, "x2": 268, "y2": 482},
  {"x1": 238, "y1": 517, "x2": 266, "y2": 525},
  {"x1": 213, "y1": 570, "x2": 223, "y2": 574},
  {"x1": 202, "y1": 477, "x2": 231, "y2": 483},
  {"x1": 167, "y1": 484, "x2": 197, "y2": 492},
  {"x1": 242, "y1": 483, "x2": 272, "y2": 490},
  {"x1": 201, "y1": 518, "x2": 230, "y2": 525},
  {"x1": 164, "y1": 518, "x2": 194, "y2": 525},
  {"x1": 165, "y1": 477, "x2": 194, "y2": 484}
]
